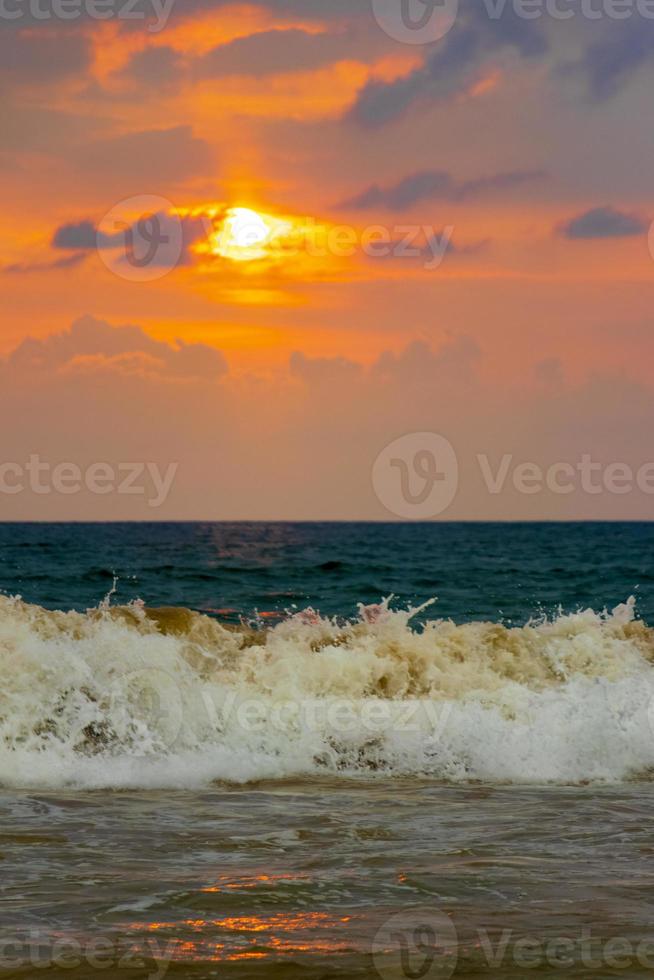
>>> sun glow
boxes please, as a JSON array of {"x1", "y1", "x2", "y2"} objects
[
  {"x1": 185, "y1": 202, "x2": 336, "y2": 285},
  {"x1": 206, "y1": 206, "x2": 294, "y2": 262}
]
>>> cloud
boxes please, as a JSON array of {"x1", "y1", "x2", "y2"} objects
[
  {"x1": 3, "y1": 254, "x2": 87, "y2": 275},
  {"x1": 106, "y1": 22, "x2": 391, "y2": 97},
  {"x1": 2, "y1": 323, "x2": 654, "y2": 519},
  {"x1": 572, "y1": 22, "x2": 654, "y2": 100},
  {"x1": 116, "y1": 45, "x2": 184, "y2": 90},
  {"x1": 197, "y1": 28, "x2": 351, "y2": 78},
  {"x1": 7, "y1": 315, "x2": 228, "y2": 380},
  {"x1": 51, "y1": 211, "x2": 211, "y2": 269},
  {"x1": 290, "y1": 350, "x2": 362, "y2": 384},
  {"x1": 340, "y1": 169, "x2": 544, "y2": 210},
  {"x1": 559, "y1": 206, "x2": 649, "y2": 240},
  {"x1": 52, "y1": 220, "x2": 99, "y2": 250},
  {"x1": 348, "y1": 27, "x2": 481, "y2": 127},
  {"x1": 357, "y1": 229, "x2": 489, "y2": 270},
  {"x1": 373, "y1": 335, "x2": 481, "y2": 384},
  {"x1": 347, "y1": 4, "x2": 547, "y2": 127}
]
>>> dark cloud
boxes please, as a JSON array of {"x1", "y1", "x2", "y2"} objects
[
  {"x1": 342, "y1": 173, "x2": 456, "y2": 210},
  {"x1": 3, "y1": 254, "x2": 87, "y2": 275},
  {"x1": 348, "y1": 4, "x2": 547, "y2": 127},
  {"x1": 8, "y1": 315, "x2": 228, "y2": 380},
  {"x1": 560, "y1": 206, "x2": 649, "y2": 240},
  {"x1": 360, "y1": 230, "x2": 489, "y2": 270},
  {"x1": 51, "y1": 211, "x2": 211, "y2": 271},
  {"x1": 52, "y1": 220, "x2": 99, "y2": 250},
  {"x1": 571, "y1": 21, "x2": 654, "y2": 100},
  {"x1": 117, "y1": 45, "x2": 184, "y2": 89},
  {"x1": 340, "y1": 169, "x2": 544, "y2": 210},
  {"x1": 458, "y1": 170, "x2": 546, "y2": 199},
  {"x1": 348, "y1": 29, "x2": 481, "y2": 128}
]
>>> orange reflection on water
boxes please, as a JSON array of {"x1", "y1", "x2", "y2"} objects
[
  {"x1": 202, "y1": 872, "x2": 305, "y2": 893},
  {"x1": 125, "y1": 911, "x2": 359, "y2": 962}
]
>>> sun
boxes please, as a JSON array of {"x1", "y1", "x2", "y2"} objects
[
  {"x1": 225, "y1": 208, "x2": 270, "y2": 248},
  {"x1": 206, "y1": 206, "x2": 294, "y2": 263},
  {"x1": 188, "y1": 203, "x2": 333, "y2": 275}
]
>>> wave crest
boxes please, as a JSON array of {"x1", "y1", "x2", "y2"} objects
[{"x1": 1, "y1": 594, "x2": 654, "y2": 788}]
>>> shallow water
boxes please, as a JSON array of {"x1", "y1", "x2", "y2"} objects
[{"x1": 2, "y1": 781, "x2": 654, "y2": 978}]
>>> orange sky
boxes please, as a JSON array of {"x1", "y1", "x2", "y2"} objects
[{"x1": 2, "y1": 0, "x2": 654, "y2": 518}]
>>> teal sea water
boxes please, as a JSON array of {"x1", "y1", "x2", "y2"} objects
[
  {"x1": 2, "y1": 521, "x2": 654, "y2": 624},
  {"x1": 2, "y1": 522, "x2": 654, "y2": 978}
]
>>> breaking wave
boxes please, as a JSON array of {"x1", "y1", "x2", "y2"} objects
[{"x1": 2, "y1": 593, "x2": 654, "y2": 788}]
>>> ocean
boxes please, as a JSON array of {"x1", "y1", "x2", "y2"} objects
[{"x1": 2, "y1": 521, "x2": 654, "y2": 978}]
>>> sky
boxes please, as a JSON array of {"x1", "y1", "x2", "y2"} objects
[{"x1": 2, "y1": 0, "x2": 654, "y2": 519}]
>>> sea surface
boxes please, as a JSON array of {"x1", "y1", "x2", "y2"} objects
[{"x1": 2, "y1": 521, "x2": 654, "y2": 978}]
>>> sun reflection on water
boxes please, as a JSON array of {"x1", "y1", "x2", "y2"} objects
[{"x1": 125, "y1": 909, "x2": 359, "y2": 962}]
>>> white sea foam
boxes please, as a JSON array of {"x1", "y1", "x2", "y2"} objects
[{"x1": 1, "y1": 594, "x2": 654, "y2": 788}]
